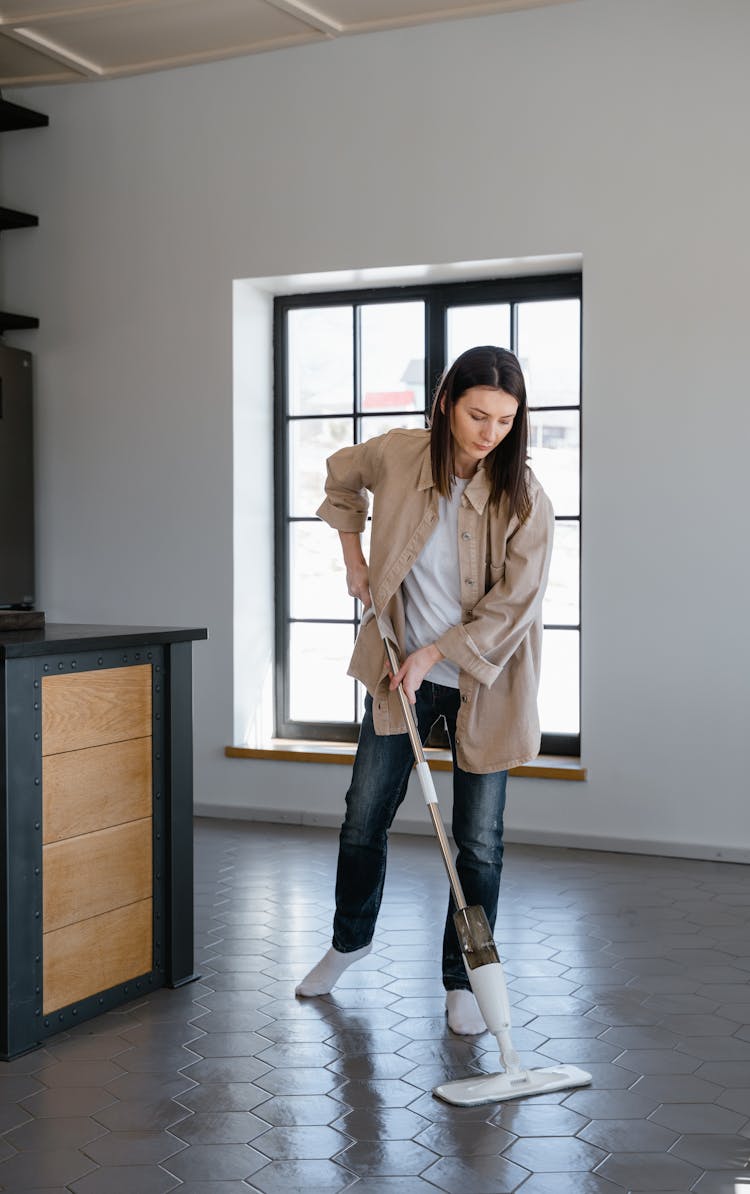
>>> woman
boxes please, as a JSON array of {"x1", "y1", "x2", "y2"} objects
[{"x1": 296, "y1": 345, "x2": 554, "y2": 1035}]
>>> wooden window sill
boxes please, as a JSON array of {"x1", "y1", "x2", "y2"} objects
[{"x1": 225, "y1": 742, "x2": 586, "y2": 782}]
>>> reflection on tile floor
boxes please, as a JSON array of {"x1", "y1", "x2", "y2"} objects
[{"x1": 1, "y1": 817, "x2": 749, "y2": 1192}]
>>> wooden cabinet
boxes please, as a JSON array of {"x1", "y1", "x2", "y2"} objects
[{"x1": 0, "y1": 623, "x2": 207, "y2": 1058}]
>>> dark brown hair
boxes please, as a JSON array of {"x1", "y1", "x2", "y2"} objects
[{"x1": 429, "y1": 345, "x2": 531, "y2": 521}]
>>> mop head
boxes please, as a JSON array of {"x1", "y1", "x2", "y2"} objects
[
  {"x1": 436, "y1": 916, "x2": 592, "y2": 1106},
  {"x1": 433, "y1": 1063, "x2": 592, "y2": 1106}
]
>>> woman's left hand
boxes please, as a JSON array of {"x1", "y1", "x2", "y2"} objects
[{"x1": 390, "y1": 644, "x2": 445, "y2": 704}]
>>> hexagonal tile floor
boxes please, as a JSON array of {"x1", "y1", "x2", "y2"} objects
[{"x1": 0, "y1": 818, "x2": 748, "y2": 1193}]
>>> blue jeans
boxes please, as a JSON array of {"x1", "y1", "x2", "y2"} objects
[{"x1": 333, "y1": 683, "x2": 507, "y2": 991}]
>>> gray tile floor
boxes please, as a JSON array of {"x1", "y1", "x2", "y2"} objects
[{"x1": 1, "y1": 817, "x2": 749, "y2": 1193}]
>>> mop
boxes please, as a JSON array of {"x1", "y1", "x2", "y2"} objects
[{"x1": 376, "y1": 620, "x2": 592, "y2": 1106}]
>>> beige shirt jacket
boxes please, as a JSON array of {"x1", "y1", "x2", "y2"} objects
[{"x1": 316, "y1": 428, "x2": 555, "y2": 775}]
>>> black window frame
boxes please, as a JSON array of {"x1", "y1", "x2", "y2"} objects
[{"x1": 274, "y1": 271, "x2": 582, "y2": 756}]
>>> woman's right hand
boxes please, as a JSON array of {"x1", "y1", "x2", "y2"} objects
[
  {"x1": 346, "y1": 561, "x2": 371, "y2": 609},
  {"x1": 339, "y1": 531, "x2": 371, "y2": 609}
]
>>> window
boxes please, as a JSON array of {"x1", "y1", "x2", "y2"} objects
[{"x1": 274, "y1": 273, "x2": 582, "y2": 755}]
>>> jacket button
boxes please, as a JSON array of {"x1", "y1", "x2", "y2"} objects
[
  {"x1": 465, "y1": 578, "x2": 475, "y2": 586},
  {"x1": 461, "y1": 694, "x2": 469, "y2": 703},
  {"x1": 461, "y1": 532, "x2": 471, "y2": 540}
]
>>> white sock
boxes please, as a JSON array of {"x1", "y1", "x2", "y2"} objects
[
  {"x1": 295, "y1": 944, "x2": 372, "y2": 997},
  {"x1": 446, "y1": 988, "x2": 487, "y2": 1035}
]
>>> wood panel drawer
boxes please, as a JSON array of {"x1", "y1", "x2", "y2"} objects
[
  {"x1": 42, "y1": 665, "x2": 152, "y2": 756},
  {"x1": 43, "y1": 899, "x2": 153, "y2": 1014},
  {"x1": 43, "y1": 819, "x2": 152, "y2": 933},
  {"x1": 43, "y1": 736, "x2": 152, "y2": 844}
]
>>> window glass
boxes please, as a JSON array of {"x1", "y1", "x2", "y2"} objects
[
  {"x1": 359, "y1": 413, "x2": 426, "y2": 442},
  {"x1": 543, "y1": 521, "x2": 579, "y2": 627},
  {"x1": 289, "y1": 623, "x2": 356, "y2": 722},
  {"x1": 277, "y1": 281, "x2": 582, "y2": 752},
  {"x1": 288, "y1": 307, "x2": 353, "y2": 415},
  {"x1": 528, "y1": 409, "x2": 580, "y2": 517},
  {"x1": 538, "y1": 629, "x2": 580, "y2": 735},
  {"x1": 517, "y1": 299, "x2": 580, "y2": 406},
  {"x1": 360, "y1": 302, "x2": 425, "y2": 413},
  {"x1": 447, "y1": 304, "x2": 511, "y2": 364},
  {"x1": 289, "y1": 417, "x2": 352, "y2": 518},
  {"x1": 290, "y1": 521, "x2": 351, "y2": 621}
]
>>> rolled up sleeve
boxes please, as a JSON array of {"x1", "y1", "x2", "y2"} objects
[
  {"x1": 316, "y1": 436, "x2": 386, "y2": 532},
  {"x1": 435, "y1": 487, "x2": 554, "y2": 687}
]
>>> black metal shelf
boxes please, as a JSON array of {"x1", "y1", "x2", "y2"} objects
[
  {"x1": 0, "y1": 313, "x2": 40, "y2": 333},
  {"x1": 0, "y1": 97, "x2": 49, "y2": 133},
  {"x1": 1, "y1": 94, "x2": 47, "y2": 333},
  {"x1": 0, "y1": 207, "x2": 39, "y2": 232}
]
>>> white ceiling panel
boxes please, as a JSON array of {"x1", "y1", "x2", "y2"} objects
[
  {"x1": 16, "y1": 0, "x2": 320, "y2": 73},
  {"x1": 0, "y1": 30, "x2": 79, "y2": 80},
  {"x1": 0, "y1": 0, "x2": 581, "y2": 86},
  {"x1": 320, "y1": 0, "x2": 574, "y2": 33}
]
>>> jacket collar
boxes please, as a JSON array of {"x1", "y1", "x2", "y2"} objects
[{"x1": 417, "y1": 439, "x2": 491, "y2": 514}]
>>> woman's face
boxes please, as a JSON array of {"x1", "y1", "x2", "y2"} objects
[{"x1": 445, "y1": 385, "x2": 519, "y2": 477}]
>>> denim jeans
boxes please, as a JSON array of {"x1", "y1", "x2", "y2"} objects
[{"x1": 333, "y1": 683, "x2": 507, "y2": 991}]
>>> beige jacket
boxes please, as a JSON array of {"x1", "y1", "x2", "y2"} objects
[{"x1": 316, "y1": 428, "x2": 554, "y2": 773}]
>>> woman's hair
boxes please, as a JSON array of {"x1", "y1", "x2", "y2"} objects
[{"x1": 429, "y1": 344, "x2": 531, "y2": 521}]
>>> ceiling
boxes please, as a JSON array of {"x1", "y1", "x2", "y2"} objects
[{"x1": 0, "y1": 0, "x2": 575, "y2": 87}]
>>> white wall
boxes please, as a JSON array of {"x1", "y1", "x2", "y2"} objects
[{"x1": 2, "y1": 0, "x2": 748, "y2": 861}]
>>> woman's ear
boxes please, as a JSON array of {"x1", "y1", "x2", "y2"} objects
[{"x1": 439, "y1": 394, "x2": 446, "y2": 415}]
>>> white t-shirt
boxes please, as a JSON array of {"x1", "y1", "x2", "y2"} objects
[{"x1": 402, "y1": 477, "x2": 469, "y2": 688}]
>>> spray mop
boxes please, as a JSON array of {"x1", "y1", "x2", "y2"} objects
[{"x1": 375, "y1": 616, "x2": 591, "y2": 1106}]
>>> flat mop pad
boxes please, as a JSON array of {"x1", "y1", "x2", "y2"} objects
[{"x1": 434, "y1": 907, "x2": 592, "y2": 1105}]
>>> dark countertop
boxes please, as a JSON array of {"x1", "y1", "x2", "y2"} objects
[{"x1": 0, "y1": 623, "x2": 208, "y2": 659}]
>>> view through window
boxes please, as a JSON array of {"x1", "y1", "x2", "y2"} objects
[{"x1": 274, "y1": 274, "x2": 581, "y2": 756}]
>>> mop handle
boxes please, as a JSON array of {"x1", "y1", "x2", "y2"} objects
[{"x1": 381, "y1": 635, "x2": 468, "y2": 913}]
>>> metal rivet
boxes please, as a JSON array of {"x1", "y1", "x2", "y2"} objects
[
  {"x1": 155, "y1": 713, "x2": 161, "y2": 721},
  {"x1": 34, "y1": 777, "x2": 40, "y2": 786},
  {"x1": 155, "y1": 753, "x2": 161, "y2": 761},
  {"x1": 35, "y1": 911, "x2": 40, "y2": 918},
  {"x1": 34, "y1": 821, "x2": 40, "y2": 830},
  {"x1": 122, "y1": 655, "x2": 128, "y2": 663},
  {"x1": 35, "y1": 954, "x2": 40, "y2": 963},
  {"x1": 44, "y1": 1018, "x2": 49, "y2": 1026},
  {"x1": 98, "y1": 657, "x2": 103, "y2": 665},
  {"x1": 33, "y1": 701, "x2": 39, "y2": 710},
  {"x1": 34, "y1": 732, "x2": 39, "y2": 740},
  {"x1": 155, "y1": 684, "x2": 160, "y2": 693},
  {"x1": 58, "y1": 1014, "x2": 64, "y2": 1021},
  {"x1": 57, "y1": 661, "x2": 64, "y2": 670},
  {"x1": 43, "y1": 664, "x2": 49, "y2": 672},
  {"x1": 72, "y1": 1008, "x2": 78, "y2": 1015},
  {"x1": 156, "y1": 666, "x2": 160, "y2": 673},
  {"x1": 34, "y1": 867, "x2": 40, "y2": 875},
  {"x1": 33, "y1": 680, "x2": 39, "y2": 689},
  {"x1": 70, "y1": 660, "x2": 77, "y2": 669}
]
